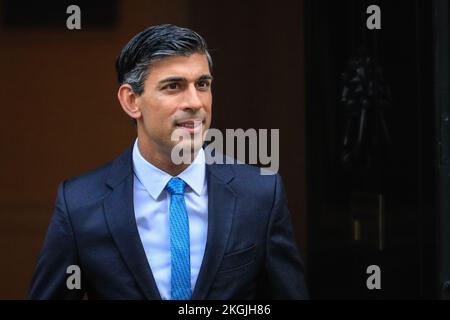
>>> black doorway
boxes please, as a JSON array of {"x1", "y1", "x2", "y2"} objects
[{"x1": 305, "y1": 0, "x2": 440, "y2": 299}]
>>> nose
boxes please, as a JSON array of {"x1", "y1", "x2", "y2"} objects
[{"x1": 180, "y1": 84, "x2": 203, "y2": 112}]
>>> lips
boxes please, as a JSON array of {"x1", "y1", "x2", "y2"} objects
[{"x1": 175, "y1": 119, "x2": 204, "y2": 129}]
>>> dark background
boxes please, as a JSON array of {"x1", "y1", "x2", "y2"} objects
[
  {"x1": 0, "y1": 0, "x2": 448, "y2": 299},
  {"x1": 306, "y1": 0, "x2": 437, "y2": 299}
]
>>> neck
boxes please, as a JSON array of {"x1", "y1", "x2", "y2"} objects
[{"x1": 137, "y1": 138, "x2": 199, "y2": 177}]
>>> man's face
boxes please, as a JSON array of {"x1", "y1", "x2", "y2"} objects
[{"x1": 135, "y1": 53, "x2": 212, "y2": 160}]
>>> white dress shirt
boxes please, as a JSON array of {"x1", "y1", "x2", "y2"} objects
[{"x1": 132, "y1": 139, "x2": 208, "y2": 300}]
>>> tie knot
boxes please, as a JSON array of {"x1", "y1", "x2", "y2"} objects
[{"x1": 166, "y1": 177, "x2": 186, "y2": 195}]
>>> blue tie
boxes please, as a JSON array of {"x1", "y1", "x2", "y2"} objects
[{"x1": 166, "y1": 177, "x2": 192, "y2": 300}]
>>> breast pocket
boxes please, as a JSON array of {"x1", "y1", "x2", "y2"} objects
[{"x1": 217, "y1": 244, "x2": 256, "y2": 274}]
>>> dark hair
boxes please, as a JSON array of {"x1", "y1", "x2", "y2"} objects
[{"x1": 116, "y1": 24, "x2": 212, "y2": 95}]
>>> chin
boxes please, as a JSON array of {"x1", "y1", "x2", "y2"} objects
[
  {"x1": 170, "y1": 138, "x2": 203, "y2": 162},
  {"x1": 179, "y1": 140, "x2": 203, "y2": 151}
]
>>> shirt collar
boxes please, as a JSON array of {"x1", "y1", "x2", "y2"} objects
[{"x1": 132, "y1": 139, "x2": 206, "y2": 200}]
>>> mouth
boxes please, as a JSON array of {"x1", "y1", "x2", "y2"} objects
[{"x1": 175, "y1": 119, "x2": 205, "y2": 133}]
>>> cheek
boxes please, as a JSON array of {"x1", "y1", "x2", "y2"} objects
[
  {"x1": 142, "y1": 97, "x2": 172, "y2": 122},
  {"x1": 203, "y1": 94, "x2": 213, "y2": 112}
]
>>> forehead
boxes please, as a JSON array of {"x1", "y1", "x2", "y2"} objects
[{"x1": 146, "y1": 53, "x2": 210, "y2": 82}]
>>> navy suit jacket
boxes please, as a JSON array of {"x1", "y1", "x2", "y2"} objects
[{"x1": 29, "y1": 144, "x2": 308, "y2": 299}]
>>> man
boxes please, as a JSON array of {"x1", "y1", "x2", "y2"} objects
[{"x1": 29, "y1": 24, "x2": 308, "y2": 299}]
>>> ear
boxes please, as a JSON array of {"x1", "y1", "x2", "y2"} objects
[{"x1": 117, "y1": 84, "x2": 142, "y2": 120}]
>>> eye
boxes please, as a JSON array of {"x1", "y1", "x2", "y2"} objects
[
  {"x1": 196, "y1": 80, "x2": 211, "y2": 90},
  {"x1": 163, "y1": 82, "x2": 180, "y2": 91}
]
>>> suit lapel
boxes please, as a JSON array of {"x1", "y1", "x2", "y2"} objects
[
  {"x1": 103, "y1": 146, "x2": 161, "y2": 300},
  {"x1": 192, "y1": 163, "x2": 236, "y2": 299}
]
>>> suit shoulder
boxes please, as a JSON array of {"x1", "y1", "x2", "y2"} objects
[
  {"x1": 230, "y1": 162, "x2": 279, "y2": 181},
  {"x1": 207, "y1": 152, "x2": 278, "y2": 180},
  {"x1": 62, "y1": 159, "x2": 115, "y2": 210},
  {"x1": 227, "y1": 162, "x2": 280, "y2": 195},
  {"x1": 220, "y1": 163, "x2": 284, "y2": 215}
]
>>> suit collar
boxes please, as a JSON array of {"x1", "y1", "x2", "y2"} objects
[{"x1": 105, "y1": 142, "x2": 234, "y2": 189}]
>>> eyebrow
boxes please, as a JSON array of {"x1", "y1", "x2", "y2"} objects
[{"x1": 158, "y1": 74, "x2": 213, "y2": 85}]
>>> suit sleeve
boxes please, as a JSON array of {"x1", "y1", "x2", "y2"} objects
[
  {"x1": 264, "y1": 174, "x2": 309, "y2": 299},
  {"x1": 28, "y1": 181, "x2": 85, "y2": 299}
]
